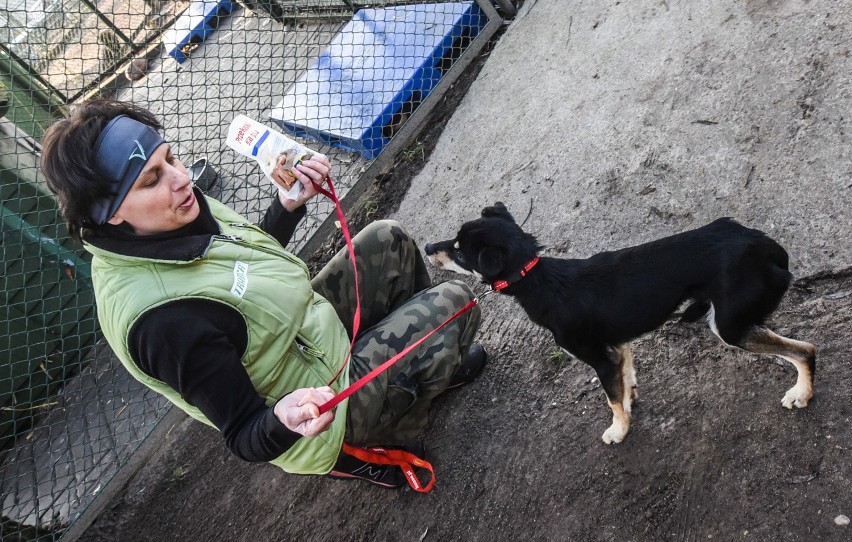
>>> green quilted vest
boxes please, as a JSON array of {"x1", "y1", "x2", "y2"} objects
[{"x1": 85, "y1": 196, "x2": 350, "y2": 474}]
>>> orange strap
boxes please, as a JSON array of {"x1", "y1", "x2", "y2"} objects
[{"x1": 341, "y1": 442, "x2": 436, "y2": 493}]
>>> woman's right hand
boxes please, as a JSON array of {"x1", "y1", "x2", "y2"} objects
[
  {"x1": 277, "y1": 153, "x2": 331, "y2": 212},
  {"x1": 273, "y1": 386, "x2": 336, "y2": 437}
]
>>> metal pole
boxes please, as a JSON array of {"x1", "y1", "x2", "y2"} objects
[
  {"x1": 0, "y1": 204, "x2": 91, "y2": 282},
  {"x1": 0, "y1": 44, "x2": 69, "y2": 108}
]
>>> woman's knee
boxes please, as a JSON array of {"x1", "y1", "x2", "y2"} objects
[
  {"x1": 356, "y1": 219, "x2": 408, "y2": 245},
  {"x1": 354, "y1": 220, "x2": 420, "y2": 266},
  {"x1": 432, "y1": 280, "x2": 480, "y2": 319},
  {"x1": 353, "y1": 220, "x2": 410, "y2": 253},
  {"x1": 433, "y1": 280, "x2": 481, "y2": 342},
  {"x1": 440, "y1": 279, "x2": 476, "y2": 302}
]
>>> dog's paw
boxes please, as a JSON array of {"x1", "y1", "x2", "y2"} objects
[
  {"x1": 601, "y1": 423, "x2": 628, "y2": 444},
  {"x1": 781, "y1": 384, "x2": 812, "y2": 409}
]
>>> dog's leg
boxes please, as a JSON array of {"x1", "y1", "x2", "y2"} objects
[
  {"x1": 589, "y1": 344, "x2": 635, "y2": 444},
  {"x1": 737, "y1": 326, "x2": 816, "y2": 409},
  {"x1": 620, "y1": 344, "x2": 638, "y2": 401}
]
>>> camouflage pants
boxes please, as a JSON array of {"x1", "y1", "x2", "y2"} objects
[{"x1": 311, "y1": 220, "x2": 481, "y2": 447}]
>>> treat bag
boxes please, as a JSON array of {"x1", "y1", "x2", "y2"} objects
[{"x1": 226, "y1": 114, "x2": 321, "y2": 200}]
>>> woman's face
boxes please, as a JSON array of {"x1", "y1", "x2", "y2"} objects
[{"x1": 108, "y1": 144, "x2": 200, "y2": 235}]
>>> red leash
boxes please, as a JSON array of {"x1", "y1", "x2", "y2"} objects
[
  {"x1": 309, "y1": 177, "x2": 478, "y2": 492},
  {"x1": 317, "y1": 298, "x2": 478, "y2": 414},
  {"x1": 308, "y1": 177, "x2": 361, "y2": 387}
]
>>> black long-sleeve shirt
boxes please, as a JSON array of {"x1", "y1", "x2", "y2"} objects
[{"x1": 125, "y1": 197, "x2": 309, "y2": 461}]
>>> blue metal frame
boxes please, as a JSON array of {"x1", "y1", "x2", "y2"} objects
[
  {"x1": 163, "y1": 0, "x2": 236, "y2": 63},
  {"x1": 270, "y1": 1, "x2": 487, "y2": 159}
]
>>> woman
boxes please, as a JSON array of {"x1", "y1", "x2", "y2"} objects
[{"x1": 40, "y1": 100, "x2": 484, "y2": 489}]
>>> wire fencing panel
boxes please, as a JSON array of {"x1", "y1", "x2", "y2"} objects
[{"x1": 0, "y1": 0, "x2": 500, "y2": 539}]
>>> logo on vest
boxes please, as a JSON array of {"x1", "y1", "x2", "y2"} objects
[{"x1": 231, "y1": 261, "x2": 249, "y2": 299}]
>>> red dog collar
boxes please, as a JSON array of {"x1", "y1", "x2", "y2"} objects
[{"x1": 492, "y1": 256, "x2": 540, "y2": 292}]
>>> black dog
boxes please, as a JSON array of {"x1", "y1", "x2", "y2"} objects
[{"x1": 424, "y1": 203, "x2": 816, "y2": 444}]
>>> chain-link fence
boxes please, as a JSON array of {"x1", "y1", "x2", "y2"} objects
[{"x1": 0, "y1": 1, "x2": 506, "y2": 539}]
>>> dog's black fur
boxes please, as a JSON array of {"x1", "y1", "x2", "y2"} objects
[{"x1": 425, "y1": 203, "x2": 816, "y2": 443}]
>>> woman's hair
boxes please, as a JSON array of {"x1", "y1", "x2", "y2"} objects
[{"x1": 40, "y1": 99, "x2": 162, "y2": 242}]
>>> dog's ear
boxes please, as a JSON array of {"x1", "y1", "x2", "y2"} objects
[
  {"x1": 478, "y1": 247, "x2": 505, "y2": 279},
  {"x1": 481, "y1": 202, "x2": 515, "y2": 223}
]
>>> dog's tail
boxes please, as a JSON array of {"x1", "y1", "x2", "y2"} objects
[{"x1": 680, "y1": 299, "x2": 711, "y2": 323}]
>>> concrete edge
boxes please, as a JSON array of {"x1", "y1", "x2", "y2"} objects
[{"x1": 59, "y1": 406, "x2": 187, "y2": 542}]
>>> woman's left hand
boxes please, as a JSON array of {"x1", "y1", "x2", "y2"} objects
[{"x1": 279, "y1": 154, "x2": 332, "y2": 212}]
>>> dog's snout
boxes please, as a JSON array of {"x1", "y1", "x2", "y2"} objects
[{"x1": 424, "y1": 243, "x2": 435, "y2": 255}]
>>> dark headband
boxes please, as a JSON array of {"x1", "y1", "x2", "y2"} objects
[{"x1": 90, "y1": 115, "x2": 165, "y2": 225}]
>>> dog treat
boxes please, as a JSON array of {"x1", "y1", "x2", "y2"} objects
[
  {"x1": 226, "y1": 114, "x2": 322, "y2": 200},
  {"x1": 277, "y1": 151, "x2": 314, "y2": 182}
]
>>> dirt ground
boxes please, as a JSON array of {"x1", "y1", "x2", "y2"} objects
[
  {"x1": 81, "y1": 219, "x2": 852, "y2": 542},
  {"x1": 81, "y1": 262, "x2": 852, "y2": 540}
]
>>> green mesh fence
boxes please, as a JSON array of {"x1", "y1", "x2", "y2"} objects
[{"x1": 0, "y1": 0, "x2": 503, "y2": 539}]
